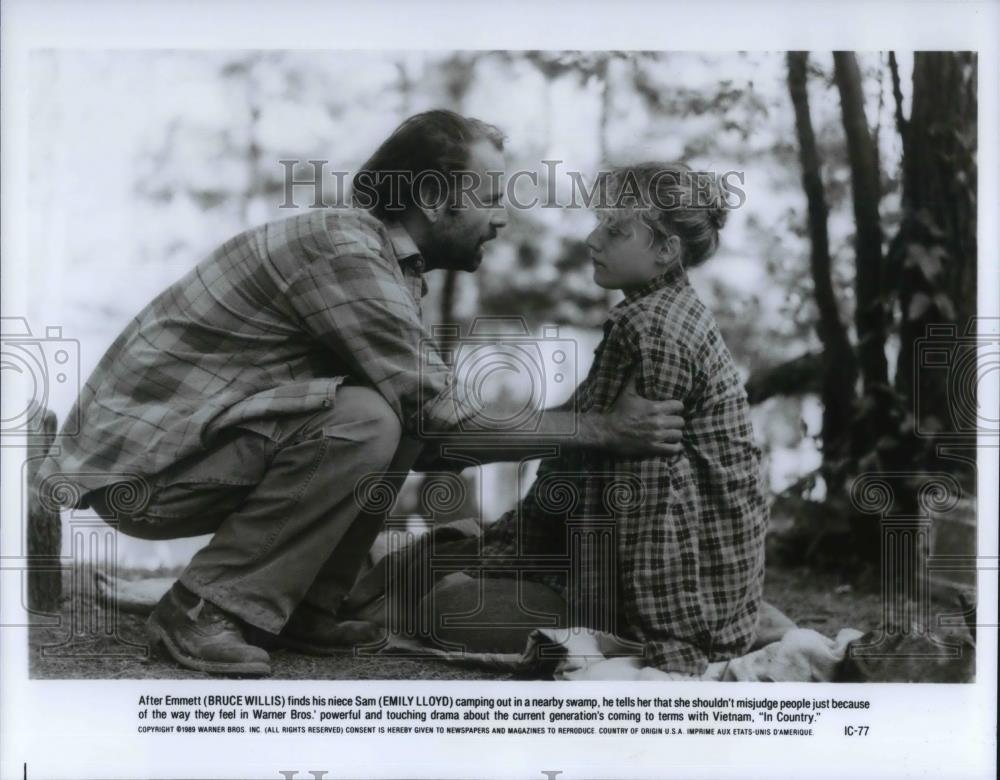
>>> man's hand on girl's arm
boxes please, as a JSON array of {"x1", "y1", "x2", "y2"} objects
[
  {"x1": 415, "y1": 376, "x2": 684, "y2": 466},
  {"x1": 584, "y1": 377, "x2": 684, "y2": 457}
]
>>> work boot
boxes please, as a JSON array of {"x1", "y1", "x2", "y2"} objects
[
  {"x1": 146, "y1": 583, "x2": 271, "y2": 676},
  {"x1": 258, "y1": 601, "x2": 382, "y2": 655}
]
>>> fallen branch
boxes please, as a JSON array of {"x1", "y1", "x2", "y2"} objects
[{"x1": 745, "y1": 351, "x2": 822, "y2": 405}]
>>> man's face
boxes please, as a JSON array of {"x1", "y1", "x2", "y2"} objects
[{"x1": 426, "y1": 139, "x2": 508, "y2": 272}]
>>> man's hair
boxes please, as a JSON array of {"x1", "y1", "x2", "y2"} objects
[
  {"x1": 351, "y1": 110, "x2": 505, "y2": 219},
  {"x1": 597, "y1": 161, "x2": 729, "y2": 267}
]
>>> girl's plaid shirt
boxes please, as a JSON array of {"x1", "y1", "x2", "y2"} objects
[{"x1": 482, "y1": 264, "x2": 769, "y2": 675}]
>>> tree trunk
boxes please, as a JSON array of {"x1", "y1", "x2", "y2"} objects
[
  {"x1": 786, "y1": 52, "x2": 858, "y2": 481},
  {"x1": 833, "y1": 52, "x2": 891, "y2": 455},
  {"x1": 27, "y1": 409, "x2": 62, "y2": 612},
  {"x1": 241, "y1": 54, "x2": 263, "y2": 227},
  {"x1": 892, "y1": 52, "x2": 977, "y2": 444},
  {"x1": 437, "y1": 53, "x2": 476, "y2": 354},
  {"x1": 440, "y1": 269, "x2": 459, "y2": 342}
]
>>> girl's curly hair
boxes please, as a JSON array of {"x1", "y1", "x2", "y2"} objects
[{"x1": 596, "y1": 161, "x2": 730, "y2": 267}]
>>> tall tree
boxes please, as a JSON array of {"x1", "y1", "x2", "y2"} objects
[
  {"x1": 437, "y1": 53, "x2": 479, "y2": 333},
  {"x1": 221, "y1": 53, "x2": 269, "y2": 227},
  {"x1": 891, "y1": 52, "x2": 977, "y2": 446},
  {"x1": 786, "y1": 52, "x2": 858, "y2": 487},
  {"x1": 833, "y1": 52, "x2": 892, "y2": 455}
]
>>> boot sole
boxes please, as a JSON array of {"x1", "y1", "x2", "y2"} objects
[
  {"x1": 257, "y1": 630, "x2": 381, "y2": 656},
  {"x1": 147, "y1": 614, "x2": 271, "y2": 676}
]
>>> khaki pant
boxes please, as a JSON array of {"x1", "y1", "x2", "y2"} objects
[{"x1": 88, "y1": 385, "x2": 422, "y2": 634}]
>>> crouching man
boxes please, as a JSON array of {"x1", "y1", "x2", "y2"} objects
[{"x1": 38, "y1": 110, "x2": 684, "y2": 676}]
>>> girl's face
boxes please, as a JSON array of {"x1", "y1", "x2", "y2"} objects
[{"x1": 586, "y1": 216, "x2": 671, "y2": 292}]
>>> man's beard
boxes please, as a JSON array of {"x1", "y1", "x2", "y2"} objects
[
  {"x1": 459, "y1": 243, "x2": 485, "y2": 271},
  {"x1": 432, "y1": 235, "x2": 484, "y2": 272}
]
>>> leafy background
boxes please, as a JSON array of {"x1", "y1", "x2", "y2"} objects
[{"x1": 23, "y1": 50, "x2": 978, "y2": 575}]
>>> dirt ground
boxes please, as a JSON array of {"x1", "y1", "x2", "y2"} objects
[{"x1": 27, "y1": 563, "x2": 894, "y2": 680}]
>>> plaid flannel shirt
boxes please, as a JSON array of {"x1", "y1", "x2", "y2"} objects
[
  {"x1": 41, "y1": 208, "x2": 463, "y2": 496},
  {"x1": 481, "y1": 263, "x2": 768, "y2": 675}
]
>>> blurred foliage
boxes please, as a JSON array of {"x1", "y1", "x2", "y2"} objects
[{"x1": 33, "y1": 50, "x2": 974, "y2": 509}]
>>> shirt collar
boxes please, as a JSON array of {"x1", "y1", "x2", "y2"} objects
[
  {"x1": 607, "y1": 263, "x2": 687, "y2": 323},
  {"x1": 385, "y1": 220, "x2": 421, "y2": 263},
  {"x1": 383, "y1": 220, "x2": 428, "y2": 298}
]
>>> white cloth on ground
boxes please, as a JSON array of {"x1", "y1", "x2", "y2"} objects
[{"x1": 96, "y1": 572, "x2": 862, "y2": 681}]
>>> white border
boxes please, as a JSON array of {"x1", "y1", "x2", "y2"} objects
[{"x1": 2, "y1": 2, "x2": 997, "y2": 779}]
